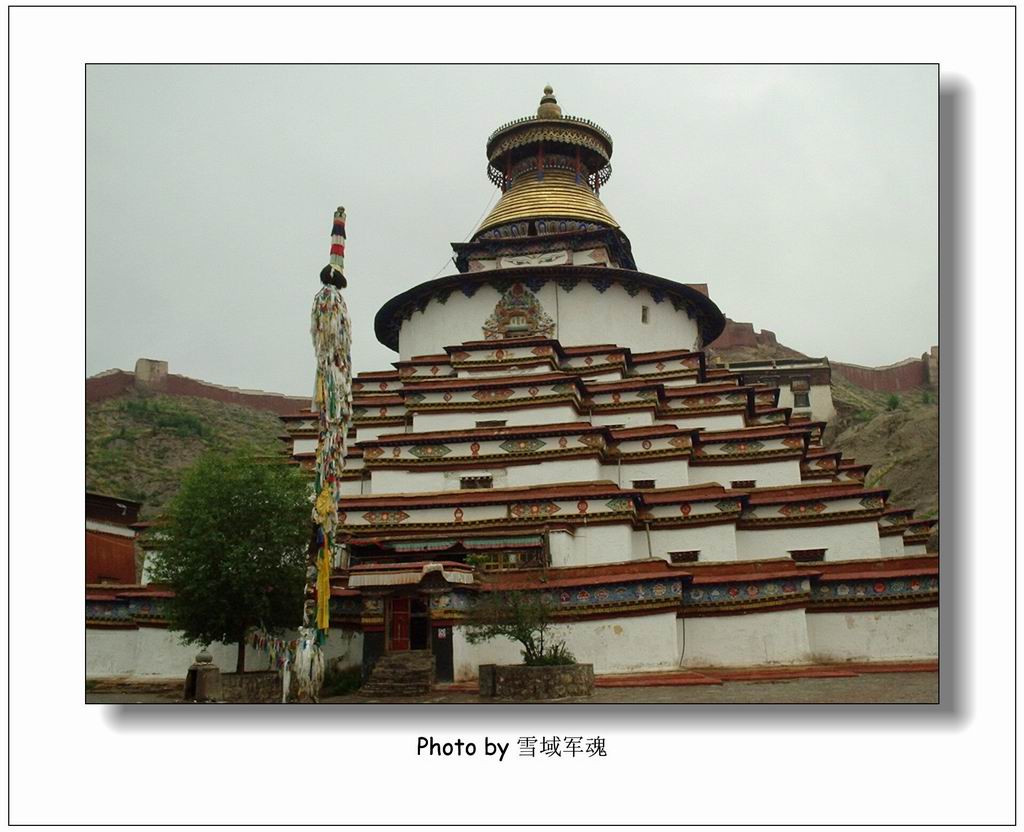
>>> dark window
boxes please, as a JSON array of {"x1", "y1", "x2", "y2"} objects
[
  {"x1": 475, "y1": 420, "x2": 506, "y2": 428},
  {"x1": 668, "y1": 550, "x2": 700, "y2": 564},
  {"x1": 460, "y1": 476, "x2": 493, "y2": 490},
  {"x1": 731, "y1": 480, "x2": 756, "y2": 489},
  {"x1": 632, "y1": 479, "x2": 656, "y2": 489},
  {"x1": 793, "y1": 392, "x2": 810, "y2": 408},
  {"x1": 789, "y1": 548, "x2": 827, "y2": 562},
  {"x1": 641, "y1": 305, "x2": 650, "y2": 324},
  {"x1": 471, "y1": 549, "x2": 545, "y2": 571}
]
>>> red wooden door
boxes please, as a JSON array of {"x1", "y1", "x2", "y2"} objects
[{"x1": 389, "y1": 598, "x2": 411, "y2": 651}]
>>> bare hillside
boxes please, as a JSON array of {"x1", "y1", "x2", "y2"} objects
[{"x1": 86, "y1": 390, "x2": 287, "y2": 517}]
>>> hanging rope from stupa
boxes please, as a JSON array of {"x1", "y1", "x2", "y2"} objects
[{"x1": 292, "y1": 206, "x2": 353, "y2": 702}]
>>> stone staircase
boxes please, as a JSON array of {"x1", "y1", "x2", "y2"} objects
[{"x1": 361, "y1": 650, "x2": 436, "y2": 696}]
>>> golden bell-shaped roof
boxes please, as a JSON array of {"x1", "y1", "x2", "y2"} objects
[{"x1": 476, "y1": 170, "x2": 619, "y2": 236}]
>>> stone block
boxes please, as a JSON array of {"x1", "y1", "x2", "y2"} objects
[
  {"x1": 492, "y1": 664, "x2": 594, "y2": 700},
  {"x1": 478, "y1": 664, "x2": 496, "y2": 697},
  {"x1": 220, "y1": 671, "x2": 283, "y2": 703}
]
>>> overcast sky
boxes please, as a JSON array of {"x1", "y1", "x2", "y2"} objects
[{"x1": 86, "y1": 65, "x2": 937, "y2": 397}]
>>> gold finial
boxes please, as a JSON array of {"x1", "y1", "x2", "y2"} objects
[{"x1": 537, "y1": 85, "x2": 562, "y2": 119}]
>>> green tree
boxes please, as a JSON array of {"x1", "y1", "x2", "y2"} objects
[
  {"x1": 148, "y1": 448, "x2": 311, "y2": 672},
  {"x1": 462, "y1": 590, "x2": 575, "y2": 666}
]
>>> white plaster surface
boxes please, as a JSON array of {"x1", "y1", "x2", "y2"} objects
[
  {"x1": 879, "y1": 534, "x2": 906, "y2": 557},
  {"x1": 678, "y1": 608, "x2": 812, "y2": 667},
  {"x1": 774, "y1": 383, "x2": 835, "y2": 423},
  {"x1": 736, "y1": 521, "x2": 882, "y2": 560},
  {"x1": 590, "y1": 410, "x2": 655, "y2": 428},
  {"x1": 355, "y1": 424, "x2": 407, "y2": 443},
  {"x1": 397, "y1": 280, "x2": 701, "y2": 360},
  {"x1": 372, "y1": 457, "x2": 604, "y2": 494},
  {"x1": 688, "y1": 458, "x2": 803, "y2": 488},
  {"x1": 86, "y1": 627, "x2": 363, "y2": 679},
  {"x1": 451, "y1": 611, "x2": 679, "y2": 681},
  {"x1": 412, "y1": 404, "x2": 578, "y2": 432},
  {"x1": 550, "y1": 523, "x2": 634, "y2": 566},
  {"x1": 646, "y1": 522, "x2": 739, "y2": 562},
  {"x1": 806, "y1": 607, "x2": 938, "y2": 662},
  {"x1": 655, "y1": 412, "x2": 746, "y2": 430},
  {"x1": 608, "y1": 457, "x2": 690, "y2": 488}
]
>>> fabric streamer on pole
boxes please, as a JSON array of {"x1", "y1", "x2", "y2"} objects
[{"x1": 291, "y1": 206, "x2": 353, "y2": 703}]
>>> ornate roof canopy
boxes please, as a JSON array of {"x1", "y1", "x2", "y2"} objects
[{"x1": 475, "y1": 87, "x2": 620, "y2": 238}]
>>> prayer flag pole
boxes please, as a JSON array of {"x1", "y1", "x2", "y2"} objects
[{"x1": 292, "y1": 206, "x2": 353, "y2": 702}]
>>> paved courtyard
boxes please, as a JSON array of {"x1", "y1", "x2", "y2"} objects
[{"x1": 86, "y1": 671, "x2": 937, "y2": 704}]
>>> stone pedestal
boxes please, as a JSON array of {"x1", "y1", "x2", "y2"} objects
[
  {"x1": 183, "y1": 650, "x2": 222, "y2": 702},
  {"x1": 478, "y1": 664, "x2": 496, "y2": 697},
  {"x1": 221, "y1": 671, "x2": 282, "y2": 703},
  {"x1": 492, "y1": 664, "x2": 594, "y2": 700}
]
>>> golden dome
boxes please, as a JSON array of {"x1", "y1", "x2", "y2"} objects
[{"x1": 475, "y1": 169, "x2": 619, "y2": 236}]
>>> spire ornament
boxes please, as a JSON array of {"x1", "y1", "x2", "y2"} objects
[{"x1": 537, "y1": 85, "x2": 562, "y2": 119}]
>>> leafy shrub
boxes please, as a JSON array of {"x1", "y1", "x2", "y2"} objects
[
  {"x1": 123, "y1": 398, "x2": 209, "y2": 438},
  {"x1": 885, "y1": 394, "x2": 901, "y2": 411},
  {"x1": 463, "y1": 553, "x2": 491, "y2": 571},
  {"x1": 464, "y1": 591, "x2": 568, "y2": 665},
  {"x1": 525, "y1": 642, "x2": 577, "y2": 666}
]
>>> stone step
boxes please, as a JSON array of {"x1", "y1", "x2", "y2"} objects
[
  {"x1": 362, "y1": 650, "x2": 436, "y2": 697},
  {"x1": 361, "y1": 685, "x2": 432, "y2": 696}
]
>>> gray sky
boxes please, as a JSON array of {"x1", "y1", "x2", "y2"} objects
[{"x1": 86, "y1": 65, "x2": 937, "y2": 397}]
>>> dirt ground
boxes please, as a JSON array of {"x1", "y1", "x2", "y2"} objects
[{"x1": 86, "y1": 671, "x2": 937, "y2": 705}]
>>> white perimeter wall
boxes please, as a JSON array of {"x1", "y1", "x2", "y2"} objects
[
  {"x1": 736, "y1": 521, "x2": 882, "y2": 560},
  {"x1": 603, "y1": 458, "x2": 689, "y2": 488},
  {"x1": 644, "y1": 523, "x2": 739, "y2": 562},
  {"x1": 397, "y1": 281, "x2": 701, "y2": 360},
  {"x1": 550, "y1": 524, "x2": 634, "y2": 567},
  {"x1": 688, "y1": 458, "x2": 803, "y2": 488},
  {"x1": 775, "y1": 384, "x2": 836, "y2": 423},
  {"x1": 411, "y1": 404, "x2": 578, "y2": 432},
  {"x1": 86, "y1": 627, "x2": 363, "y2": 679},
  {"x1": 355, "y1": 424, "x2": 408, "y2": 442},
  {"x1": 590, "y1": 410, "x2": 655, "y2": 428},
  {"x1": 679, "y1": 608, "x2": 812, "y2": 667},
  {"x1": 879, "y1": 534, "x2": 906, "y2": 557},
  {"x1": 451, "y1": 610, "x2": 679, "y2": 681},
  {"x1": 654, "y1": 412, "x2": 747, "y2": 430},
  {"x1": 806, "y1": 607, "x2": 937, "y2": 662},
  {"x1": 369, "y1": 457, "x2": 602, "y2": 494}
]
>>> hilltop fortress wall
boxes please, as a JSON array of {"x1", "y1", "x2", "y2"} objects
[
  {"x1": 87, "y1": 359, "x2": 308, "y2": 416},
  {"x1": 711, "y1": 319, "x2": 938, "y2": 394}
]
